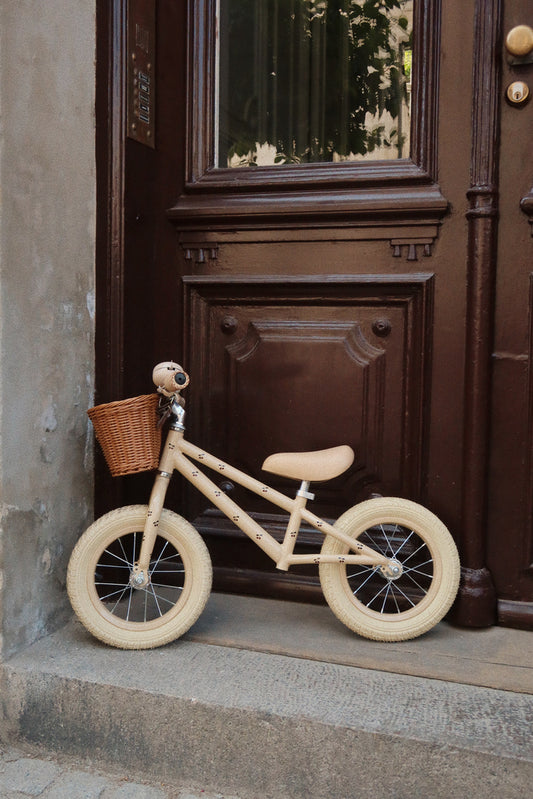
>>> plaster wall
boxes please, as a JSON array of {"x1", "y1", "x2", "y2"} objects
[{"x1": 0, "y1": 1, "x2": 96, "y2": 658}]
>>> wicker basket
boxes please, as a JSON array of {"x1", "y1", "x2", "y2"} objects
[{"x1": 87, "y1": 394, "x2": 162, "y2": 477}]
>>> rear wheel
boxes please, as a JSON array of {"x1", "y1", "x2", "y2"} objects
[
  {"x1": 67, "y1": 505, "x2": 212, "y2": 649},
  {"x1": 319, "y1": 497, "x2": 460, "y2": 641}
]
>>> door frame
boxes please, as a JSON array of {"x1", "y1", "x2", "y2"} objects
[{"x1": 95, "y1": 0, "x2": 519, "y2": 628}]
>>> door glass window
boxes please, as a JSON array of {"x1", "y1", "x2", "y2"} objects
[{"x1": 217, "y1": 0, "x2": 413, "y2": 168}]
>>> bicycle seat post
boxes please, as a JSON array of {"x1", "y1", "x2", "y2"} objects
[
  {"x1": 297, "y1": 480, "x2": 315, "y2": 502},
  {"x1": 276, "y1": 480, "x2": 315, "y2": 571}
]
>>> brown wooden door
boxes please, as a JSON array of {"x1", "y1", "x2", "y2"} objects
[
  {"x1": 486, "y1": 4, "x2": 533, "y2": 629},
  {"x1": 97, "y1": 0, "x2": 533, "y2": 628}
]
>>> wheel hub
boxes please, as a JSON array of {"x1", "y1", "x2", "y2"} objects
[
  {"x1": 129, "y1": 568, "x2": 150, "y2": 589},
  {"x1": 379, "y1": 559, "x2": 403, "y2": 580}
]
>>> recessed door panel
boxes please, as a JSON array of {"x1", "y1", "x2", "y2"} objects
[{"x1": 183, "y1": 275, "x2": 434, "y2": 525}]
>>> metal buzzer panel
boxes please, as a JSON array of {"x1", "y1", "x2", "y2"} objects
[{"x1": 127, "y1": 0, "x2": 156, "y2": 148}]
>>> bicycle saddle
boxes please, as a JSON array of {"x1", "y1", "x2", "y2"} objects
[{"x1": 262, "y1": 445, "x2": 354, "y2": 483}]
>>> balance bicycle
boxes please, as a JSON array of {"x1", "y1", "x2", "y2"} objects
[{"x1": 67, "y1": 361, "x2": 460, "y2": 649}]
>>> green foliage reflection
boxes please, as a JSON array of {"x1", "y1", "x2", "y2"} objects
[{"x1": 218, "y1": 0, "x2": 412, "y2": 166}]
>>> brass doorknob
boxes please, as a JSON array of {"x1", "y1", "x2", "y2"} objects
[{"x1": 505, "y1": 25, "x2": 533, "y2": 57}]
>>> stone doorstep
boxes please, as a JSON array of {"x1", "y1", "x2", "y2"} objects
[
  {"x1": 184, "y1": 592, "x2": 533, "y2": 695},
  {"x1": 1, "y1": 593, "x2": 533, "y2": 799}
]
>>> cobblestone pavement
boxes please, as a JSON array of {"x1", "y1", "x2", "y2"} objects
[{"x1": 0, "y1": 743, "x2": 243, "y2": 799}]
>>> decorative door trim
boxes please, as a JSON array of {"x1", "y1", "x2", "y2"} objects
[{"x1": 168, "y1": 0, "x2": 448, "y2": 242}]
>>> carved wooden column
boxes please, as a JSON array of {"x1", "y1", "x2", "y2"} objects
[{"x1": 454, "y1": 0, "x2": 502, "y2": 626}]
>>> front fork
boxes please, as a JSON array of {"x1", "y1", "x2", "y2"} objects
[
  {"x1": 132, "y1": 404, "x2": 184, "y2": 586},
  {"x1": 131, "y1": 470, "x2": 172, "y2": 587}
]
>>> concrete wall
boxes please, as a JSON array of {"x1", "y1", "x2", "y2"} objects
[{"x1": 0, "y1": 1, "x2": 96, "y2": 658}]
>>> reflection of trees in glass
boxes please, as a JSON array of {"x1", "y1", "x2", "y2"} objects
[{"x1": 218, "y1": 0, "x2": 412, "y2": 167}]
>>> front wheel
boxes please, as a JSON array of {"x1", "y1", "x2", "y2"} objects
[
  {"x1": 67, "y1": 505, "x2": 212, "y2": 649},
  {"x1": 319, "y1": 497, "x2": 460, "y2": 641}
]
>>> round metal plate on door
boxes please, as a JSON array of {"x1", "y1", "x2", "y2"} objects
[
  {"x1": 220, "y1": 315, "x2": 238, "y2": 335},
  {"x1": 372, "y1": 319, "x2": 392, "y2": 338}
]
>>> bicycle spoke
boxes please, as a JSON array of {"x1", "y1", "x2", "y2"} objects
[
  {"x1": 102, "y1": 548, "x2": 132, "y2": 568},
  {"x1": 149, "y1": 568, "x2": 185, "y2": 575},
  {"x1": 348, "y1": 567, "x2": 378, "y2": 597},
  {"x1": 388, "y1": 581, "x2": 416, "y2": 608},
  {"x1": 403, "y1": 558, "x2": 433, "y2": 580},
  {"x1": 110, "y1": 586, "x2": 131, "y2": 614},
  {"x1": 389, "y1": 584, "x2": 402, "y2": 613},
  {"x1": 145, "y1": 590, "x2": 178, "y2": 608},
  {"x1": 148, "y1": 583, "x2": 164, "y2": 617},
  {"x1": 99, "y1": 586, "x2": 131, "y2": 602},
  {"x1": 402, "y1": 569, "x2": 432, "y2": 595},
  {"x1": 365, "y1": 581, "x2": 390, "y2": 609},
  {"x1": 96, "y1": 581, "x2": 132, "y2": 588},
  {"x1": 149, "y1": 581, "x2": 184, "y2": 591},
  {"x1": 126, "y1": 584, "x2": 133, "y2": 621},
  {"x1": 346, "y1": 565, "x2": 373, "y2": 580},
  {"x1": 150, "y1": 541, "x2": 169, "y2": 573},
  {"x1": 390, "y1": 529, "x2": 415, "y2": 559},
  {"x1": 379, "y1": 524, "x2": 396, "y2": 557},
  {"x1": 360, "y1": 529, "x2": 388, "y2": 556},
  {"x1": 401, "y1": 541, "x2": 428, "y2": 567},
  {"x1": 152, "y1": 553, "x2": 182, "y2": 564},
  {"x1": 118, "y1": 536, "x2": 130, "y2": 566},
  {"x1": 380, "y1": 582, "x2": 393, "y2": 613},
  {"x1": 405, "y1": 569, "x2": 433, "y2": 585}
]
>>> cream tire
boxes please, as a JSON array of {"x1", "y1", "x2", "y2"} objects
[
  {"x1": 319, "y1": 497, "x2": 460, "y2": 641},
  {"x1": 67, "y1": 505, "x2": 212, "y2": 649}
]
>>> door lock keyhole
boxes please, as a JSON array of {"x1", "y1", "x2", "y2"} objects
[{"x1": 506, "y1": 81, "x2": 530, "y2": 105}]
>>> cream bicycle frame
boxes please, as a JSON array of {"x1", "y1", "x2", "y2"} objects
[{"x1": 134, "y1": 422, "x2": 391, "y2": 582}]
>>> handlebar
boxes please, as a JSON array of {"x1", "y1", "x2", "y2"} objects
[{"x1": 152, "y1": 361, "x2": 190, "y2": 396}]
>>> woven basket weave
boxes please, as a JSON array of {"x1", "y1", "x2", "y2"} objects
[{"x1": 87, "y1": 394, "x2": 161, "y2": 477}]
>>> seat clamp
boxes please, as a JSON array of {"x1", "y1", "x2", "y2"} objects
[{"x1": 297, "y1": 488, "x2": 315, "y2": 501}]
